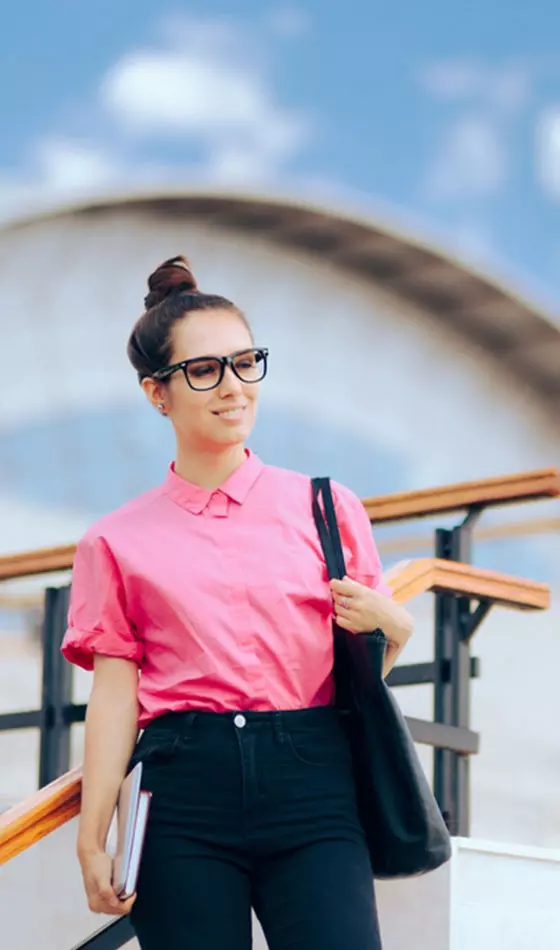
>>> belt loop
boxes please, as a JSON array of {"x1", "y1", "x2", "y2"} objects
[
  {"x1": 185, "y1": 711, "x2": 198, "y2": 730},
  {"x1": 273, "y1": 711, "x2": 286, "y2": 744}
]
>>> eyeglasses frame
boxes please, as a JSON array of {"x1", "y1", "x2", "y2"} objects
[{"x1": 152, "y1": 347, "x2": 269, "y2": 391}]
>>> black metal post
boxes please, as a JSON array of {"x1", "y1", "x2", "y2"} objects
[
  {"x1": 433, "y1": 528, "x2": 456, "y2": 830},
  {"x1": 433, "y1": 510, "x2": 482, "y2": 836},
  {"x1": 38, "y1": 585, "x2": 73, "y2": 787}
]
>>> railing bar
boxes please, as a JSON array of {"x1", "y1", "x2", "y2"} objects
[
  {"x1": 0, "y1": 703, "x2": 87, "y2": 734},
  {"x1": 0, "y1": 711, "x2": 42, "y2": 731},
  {"x1": 68, "y1": 917, "x2": 134, "y2": 950},
  {"x1": 406, "y1": 717, "x2": 479, "y2": 755},
  {"x1": 386, "y1": 662, "x2": 436, "y2": 687}
]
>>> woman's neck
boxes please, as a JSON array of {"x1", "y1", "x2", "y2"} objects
[{"x1": 173, "y1": 443, "x2": 248, "y2": 491}]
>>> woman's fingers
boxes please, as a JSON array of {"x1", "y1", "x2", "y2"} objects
[
  {"x1": 332, "y1": 592, "x2": 360, "y2": 614},
  {"x1": 81, "y1": 850, "x2": 136, "y2": 916},
  {"x1": 89, "y1": 889, "x2": 136, "y2": 916},
  {"x1": 120, "y1": 894, "x2": 137, "y2": 914},
  {"x1": 333, "y1": 614, "x2": 359, "y2": 633},
  {"x1": 331, "y1": 588, "x2": 354, "y2": 606},
  {"x1": 333, "y1": 600, "x2": 358, "y2": 628}
]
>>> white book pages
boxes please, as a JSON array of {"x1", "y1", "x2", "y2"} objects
[
  {"x1": 112, "y1": 762, "x2": 146, "y2": 897},
  {"x1": 123, "y1": 790, "x2": 152, "y2": 899}
]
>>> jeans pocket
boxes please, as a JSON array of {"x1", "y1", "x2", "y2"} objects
[
  {"x1": 129, "y1": 729, "x2": 189, "y2": 771},
  {"x1": 285, "y1": 728, "x2": 351, "y2": 769}
]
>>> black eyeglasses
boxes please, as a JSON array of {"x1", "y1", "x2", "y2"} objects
[{"x1": 153, "y1": 347, "x2": 269, "y2": 391}]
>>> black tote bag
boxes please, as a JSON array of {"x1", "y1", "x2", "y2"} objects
[{"x1": 312, "y1": 477, "x2": 452, "y2": 879}]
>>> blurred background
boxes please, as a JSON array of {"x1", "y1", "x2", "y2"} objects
[{"x1": 1, "y1": 0, "x2": 559, "y2": 889}]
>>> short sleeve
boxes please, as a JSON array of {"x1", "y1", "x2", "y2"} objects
[
  {"x1": 61, "y1": 533, "x2": 144, "y2": 671},
  {"x1": 332, "y1": 481, "x2": 393, "y2": 598}
]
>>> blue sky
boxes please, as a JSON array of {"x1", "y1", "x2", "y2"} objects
[{"x1": 2, "y1": 1, "x2": 560, "y2": 307}]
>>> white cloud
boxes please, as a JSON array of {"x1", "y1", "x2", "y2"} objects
[
  {"x1": 156, "y1": 14, "x2": 258, "y2": 64},
  {"x1": 420, "y1": 58, "x2": 486, "y2": 100},
  {"x1": 419, "y1": 58, "x2": 532, "y2": 115},
  {"x1": 491, "y1": 67, "x2": 532, "y2": 115},
  {"x1": 0, "y1": 14, "x2": 313, "y2": 217},
  {"x1": 102, "y1": 53, "x2": 268, "y2": 137},
  {"x1": 36, "y1": 139, "x2": 120, "y2": 190},
  {"x1": 99, "y1": 18, "x2": 311, "y2": 181},
  {"x1": 536, "y1": 108, "x2": 560, "y2": 197},
  {"x1": 207, "y1": 112, "x2": 308, "y2": 182},
  {"x1": 424, "y1": 113, "x2": 507, "y2": 200},
  {"x1": 0, "y1": 140, "x2": 123, "y2": 221},
  {"x1": 418, "y1": 58, "x2": 529, "y2": 213},
  {"x1": 266, "y1": 8, "x2": 311, "y2": 37},
  {"x1": 208, "y1": 146, "x2": 274, "y2": 182}
]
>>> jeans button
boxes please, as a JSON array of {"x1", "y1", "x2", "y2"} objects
[{"x1": 233, "y1": 714, "x2": 247, "y2": 729}]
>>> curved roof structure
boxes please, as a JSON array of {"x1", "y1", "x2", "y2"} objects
[{"x1": 2, "y1": 187, "x2": 560, "y2": 410}]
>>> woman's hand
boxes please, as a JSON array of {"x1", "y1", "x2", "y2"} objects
[
  {"x1": 78, "y1": 848, "x2": 136, "y2": 916},
  {"x1": 329, "y1": 576, "x2": 414, "y2": 674},
  {"x1": 330, "y1": 576, "x2": 394, "y2": 634}
]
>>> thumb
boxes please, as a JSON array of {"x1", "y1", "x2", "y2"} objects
[
  {"x1": 342, "y1": 575, "x2": 363, "y2": 588},
  {"x1": 329, "y1": 576, "x2": 355, "y2": 593},
  {"x1": 331, "y1": 574, "x2": 361, "y2": 594}
]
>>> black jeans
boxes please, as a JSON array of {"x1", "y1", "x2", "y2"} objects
[{"x1": 129, "y1": 707, "x2": 382, "y2": 950}]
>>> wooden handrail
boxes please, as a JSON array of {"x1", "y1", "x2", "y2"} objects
[
  {"x1": 388, "y1": 558, "x2": 550, "y2": 610},
  {"x1": 363, "y1": 467, "x2": 560, "y2": 524},
  {"x1": 1, "y1": 468, "x2": 559, "y2": 582},
  {"x1": 0, "y1": 558, "x2": 549, "y2": 866},
  {"x1": 0, "y1": 767, "x2": 82, "y2": 865},
  {"x1": 0, "y1": 543, "x2": 76, "y2": 582},
  {"x1": 2, "y1": 514, "x2": 560, "y2": 608}
]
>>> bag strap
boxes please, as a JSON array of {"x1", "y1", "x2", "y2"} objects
[{"x1": 311, "y1": 477, "x2": 347, "y2": 581}]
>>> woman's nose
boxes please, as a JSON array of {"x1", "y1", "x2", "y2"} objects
[{"x1": 219, "y1": 363, "x2": 244, "y2": 394}]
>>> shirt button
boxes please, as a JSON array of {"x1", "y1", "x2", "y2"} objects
[{"x1": 233, "y1": 714, "x2": 247, "y2": 729}]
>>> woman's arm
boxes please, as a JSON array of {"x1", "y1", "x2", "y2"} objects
[
  {"x1": 77, "y1": 655, "x2": 139, "y2": 916},
  {"x1": 362, "y1": 587, "x2": 414, "y2": 677}
]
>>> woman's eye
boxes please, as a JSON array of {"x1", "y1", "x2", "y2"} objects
[{"x1": 191, "y1": 362, "x2": 218, "y2": 377}]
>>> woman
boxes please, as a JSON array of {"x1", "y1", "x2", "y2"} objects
[{"x1": 62, "y1": 255, "x2": 414, "y2": 950}]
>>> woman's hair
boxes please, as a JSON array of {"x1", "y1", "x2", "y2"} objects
[{"x1": 127, "y1": 255, "x2": 251, "y2": 382}]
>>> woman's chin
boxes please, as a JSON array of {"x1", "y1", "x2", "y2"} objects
[{"x1": 210, "y1": 422, "x2": 252, "y2": 447}]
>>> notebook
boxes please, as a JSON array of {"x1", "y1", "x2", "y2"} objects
[{"x1": 112, "y1": 762, "x2": 152, "y2": 900}]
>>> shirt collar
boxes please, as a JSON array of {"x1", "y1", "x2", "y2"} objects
[{"x1": 163, "y1": 449, "x2": 264, "y2": 514}]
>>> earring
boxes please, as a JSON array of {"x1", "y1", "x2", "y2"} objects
[{"x1": 157, "y1": 403, "x2": 167, "y2": 415}]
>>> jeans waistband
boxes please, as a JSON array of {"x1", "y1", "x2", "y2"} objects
[{"x1": 143, "y1": 706, "x2": 339, "y2": 742}]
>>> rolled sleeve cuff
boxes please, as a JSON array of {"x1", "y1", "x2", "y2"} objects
[{"x1": 61, "y1": 626, "x2": 144, "y2": 672}]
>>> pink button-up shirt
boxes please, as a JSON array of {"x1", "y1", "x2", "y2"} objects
[{"x1": 61, "y1": 451, "x2": 391, "y2": 727}]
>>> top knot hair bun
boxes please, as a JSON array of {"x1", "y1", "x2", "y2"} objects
[
  {"x1": 144, "y1": 255, "x2": 199, "y2": 309},
  {"x1": 128, "y1": 254, "x2": 251, "y2": 382}
]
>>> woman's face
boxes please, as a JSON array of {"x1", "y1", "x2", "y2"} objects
[{"x1": 145, "y1": 309, "x2": 261, "y2": 451}]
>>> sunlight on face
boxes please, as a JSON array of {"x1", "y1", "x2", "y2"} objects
[{"x1": 163, "y1": 309, "x2": 261, "y2": 450}]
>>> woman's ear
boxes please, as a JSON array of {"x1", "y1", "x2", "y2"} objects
[{"x1": 141, "y1": 376, "x2": 167, "y2": 413}]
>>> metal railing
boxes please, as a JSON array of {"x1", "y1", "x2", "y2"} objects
[
  {"x1": 0, "y1": 560, "x2": 480, "y2": 819},
  {"x1": 0, "y1": 502, "x2": 493, "y2": 827}
]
